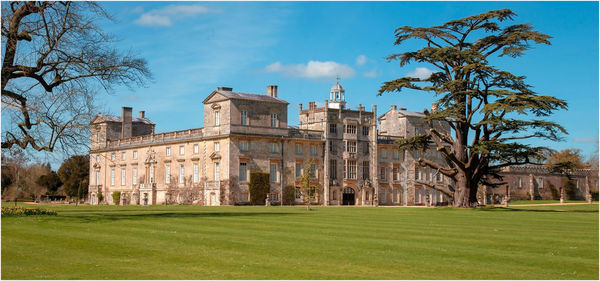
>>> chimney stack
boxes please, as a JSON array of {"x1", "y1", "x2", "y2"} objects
[
  {"x1": 299, "y1": 103, "x2": 303, "y2": 111},
  {"x1": 121, "y1": 107, "x2": 132, "y2": 139},
  {"x1": 431, "y1": 103, "x2": 438, "y2": 113},
  {"x1": 139, "y1": 111, "x2": 145, "y2": 119},
  {"x1": 217, "y1": 87, "x2": 233, "y2": 92},
  {"x1": 391, "y1": 105, "x2": 397, "y2": 110},
  {"x1": 267, "y1": 85, "x2": 278, "y2": 97}
]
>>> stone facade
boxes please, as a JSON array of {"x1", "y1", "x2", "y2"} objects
[
  {"x1": 89, "y1": 82, "x2": 596, "y2": 206},
  {"x1": 480, "y1": 166, "x2": 599, "y2": 204}
]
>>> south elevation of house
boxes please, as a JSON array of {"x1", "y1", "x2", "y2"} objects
[{"x1": 88, "y1": 82, "x2": 598, "y2": 206}]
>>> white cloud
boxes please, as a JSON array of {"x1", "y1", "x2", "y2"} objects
[
  {"x1": 134, "y1": 5, "x2": 214, "y2": 27},
  {"x1": 264, "y1": 60, "x2": 355, "y2": 79},
  {"x1": 356, "y1": 55, "x2": 367, "y2": 66},
  {"x1": 134, "y1": 14, "x2": 172, "y2": 27},
  {"x1": 363, "y1": 68, "x2": 377, "y2": 78},
  {"x1": 130, "y1": 6, "x2": 144, "y2": 14},
  {"x1": 406, "y1": 67, "x2": 435, "y2": 80},
  {"x1": 575, "y1": 137, "x2": 600, "y2": 143}
]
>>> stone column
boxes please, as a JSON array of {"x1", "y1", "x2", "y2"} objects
[
  {"x1": 323, "y1": 101, "x2": 330, "y2": 206},
  {"x1": 529, "y1": 173, "x2": 535, "y2": 200}
]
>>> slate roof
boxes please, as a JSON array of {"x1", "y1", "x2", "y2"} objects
[
  {"x1": 91, "y1": 114, "x2": 155, "y2": 125},
  {"x1": 378, "y1": 108, "x2": 425, "y2": 119},
  {"x1": 204, "y1": 89, "x2": 289, "y2": 104}
]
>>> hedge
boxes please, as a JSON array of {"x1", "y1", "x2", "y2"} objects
[
  {"x1": 249, "y1": 172, "x2": 270, "y2": 205},
  {"x1": 1, "y1": 206, "x2": 57, "y2": 217},
  {"x1": 283, "y1": 185, "x2": 296, "y2": 205},
  {"x1": 112, "y1": 191, "x2": 121, "y2": 206}
]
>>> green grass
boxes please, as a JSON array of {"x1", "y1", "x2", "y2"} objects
[
  {"x1": 509, "y1": 200, "x2": 590, "y2": 205},
  {"x1": 2, "y1": 203, "x2": 598, "y2": 280}
]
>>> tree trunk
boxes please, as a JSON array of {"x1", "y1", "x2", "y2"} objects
[{"x1": 453, "y1": 172, "x2": 479, "y2": 207}]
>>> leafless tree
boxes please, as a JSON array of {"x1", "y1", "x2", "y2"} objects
[{"x1": 1, "y1": 2, "x2": 151, "y2": 153}]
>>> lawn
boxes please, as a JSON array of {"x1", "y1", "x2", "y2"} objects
[
  {"x1": 509, "y1": 200, "x2": 591, "y2": 205},
  {"x1": 2, "y1": 204, "x2": 598, "y2": 280}
]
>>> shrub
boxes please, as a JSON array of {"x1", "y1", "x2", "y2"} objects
[
  {"x1": 1, "y1": 206, "x2": 57, "y2": 217},
  {"x1": 562, "y1": 178, "x2": 577, "y2": 200},
  {"x1": 112, "y1": 191, "x2": 121, "y2": 205},
  {"x1": 97, "y1": 191, "x2": 104, "y2": 203},
  {"x1": 249, "y1": 172, "x2": 269, "y2": 205},
  {"x1": 283, "y1": 185, "x2": 296, "y2": 205}
]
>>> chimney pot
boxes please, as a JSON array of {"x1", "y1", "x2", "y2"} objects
[
  {"x1": 267, "y1": 85, "x2": 278, "y2": 97},
  {"x1": 139, "y1": 111, "x2": 145, "y2": 119},
  {"x1": 299, "y1": 103, "x2": 303, "y2": 111}
]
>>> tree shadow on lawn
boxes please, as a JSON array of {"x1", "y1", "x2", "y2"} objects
[
  {"x1": 475, "y1": 207, "x2": 598, "y2": 213},
  {"x1": 61, "y1": 211, "x2": 304, "y2": 223}
]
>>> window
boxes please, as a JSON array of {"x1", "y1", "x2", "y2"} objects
[
  {"x1": 270, "y1": 163, "x2": 278, "y2": 182},
  {"x1": 166, "y1": 147, "x2": 171, "y2": 156},
  {"x1": 575, "y1": 179, "x2": 579, "y2": 189},
  {"x1": 193, "y1": 163, "x2": 199, "y2": 183},
  {"x1": 380, "y1": 149, "x2": 387, "y2": 158},
  {"x1": 415, "y1": 168, "x2": 420, "y2": 180},
  {"x1": 271, "y1": 113, "x2": 278, "y2": 127},
  {"x1": 296, "y1": 187, "x2": 301, "y2": 199},
  {"x1": 311, "y1": 145, "x2": 317, "y2": 155},
  {"x1": 345, "y1": 124, "x2": 357, "y2": 134},
  {"x1": 296, "y1": 163, "x2": 302, "y2": 178},
  {"x1": 344, "y1": 160, "x2": 357, "y2": 179},
  {"x1": 362, "y1": 126, "x2": 369, "y2": 136},
  {"x1": 165, "y1": 164, "x2": 171, "y2": 184},
  {"x1": 380, "y1": 167, "x2": 387, "y2": 182},
  {"x1": 121, "y1": 168, "x2": 126, "y2": 186},
  {"x1": 215, "y1": 111, "x2": 220, "y2": 126},
  {"x1": 179, "y1": 164, "x2": 184, "y2": 184},
  {"x1": 179, "y1": 145, "x2": 185, "y2": 155},
  {"x1": 241, "y1": 110, "x2": 248, "y2": 125},
  {"x1": 296, "y1": 143, "x2": 303, "y2": 154},
  {"x1": 269, "y1": 193, "x2": 278, "y2": 201},
  {"x1": 536, "y1": 177, "x2": 543, "y2": 188},
  {"x1": 516, "y1": 177, "x2": 522, "y2": 188},
  {"x1": 329, "y1": 123, "x2": 337, "y2": 134},
  {"x1": 362, "y1": 161, "x2": 369, "y2": 180},
  {"x1": 363, "y1": 142, "x2": 369, "y2": 154},
  {"x1": 193, "y1": 144, "x2": 199, "y2": 154},
  {"x1": 393, "y1": 167, "x2": 399, "y2": 181},
  {"x1": 121, "y1": 152, "x2": 126, "y2": 161},
  {"x1": 380, "y1": 188, "x2": 386, "y2": 203},
  {"x1": 435, "y1": 172, "x2": 441, "y2": 182},
  {"x1": 240, "y1": 141, "x2": 248, "y2": 151},
  {"x1": 214, "y1": 162, "x2": 220, "y2": 180},
  {"x1": 393, "y1": 189, "x2": 398, "y2": 203},
  {"x1": 239, "y1": 163, "x2": 247, "y2": 182},
  {"x1": 96, "y1": 131, "x2": 100, "y2": 142},
  {"x1": 270, "y1": 143, "x2": 279, "y2": 153},
  {"x1": 110, "y1": 169, "x2": 115, "y2": 186},
  {"x1": 345, "y1": 141, "x2": 357, "y2": 153},
  {"x1": 111, "y1": 153, "x2": 115, "y2": 161},
  {"x1": 393, "y1": 150, "x2": 399, "y2": 159},
  {"x1": 329, "y1": 141, "x2": 335, "y2": 152},
  {"x1": 311, "y1": 164, "x2": 317, "y2": 178},
  {"x1": 132, "y1": 168, "x2": 137, "y2": 185},
  {"x1": 95, "y1": 170, "x2": 100, "y2": 185},
  {"x1": 149, "y1": 165, "x2": 154, "y2": 183},
  {"x1": 329, "y1": 160, "x2": 337, "y2": 180},
  {"x1": 96, "y1": 155, "x2": 100, "y2": 162},
  {"x1": 133, "y1": 151, "x2": 138, "y2": 159},
  {"x1": 214, "y1": 142, "x2": 220, "y2": 152}
]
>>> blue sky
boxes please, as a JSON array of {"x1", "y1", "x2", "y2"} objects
[{"x1": 22, "y1": 1, "x2": 600, "y2": 165}]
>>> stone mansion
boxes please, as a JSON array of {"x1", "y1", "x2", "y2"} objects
[{"x1": 88, "y1": 82, "x2": 598, "y2": 206}]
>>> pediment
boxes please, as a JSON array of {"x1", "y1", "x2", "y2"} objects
[
  {"x1": 210, "y1": 152, "x2": 221, "y2": 160},
  {"x1": 203, "y1": 91, "x2": 229, "y2": 104}
]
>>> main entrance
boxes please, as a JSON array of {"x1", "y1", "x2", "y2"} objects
[{"x1": 342, "y1": 188, "x2": 355, "y2": 205}]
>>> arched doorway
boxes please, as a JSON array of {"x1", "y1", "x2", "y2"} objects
[{"x1": 342, "y1": 188, "x2": 355, "y2": 205}]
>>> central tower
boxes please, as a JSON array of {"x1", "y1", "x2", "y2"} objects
[{"x1": 328, "y1": 77, "x2": 346, "y2": 109}]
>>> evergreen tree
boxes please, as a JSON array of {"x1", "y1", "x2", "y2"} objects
[{"x1": 379, "y1": 9, "x2": 567, "y2": 207}]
